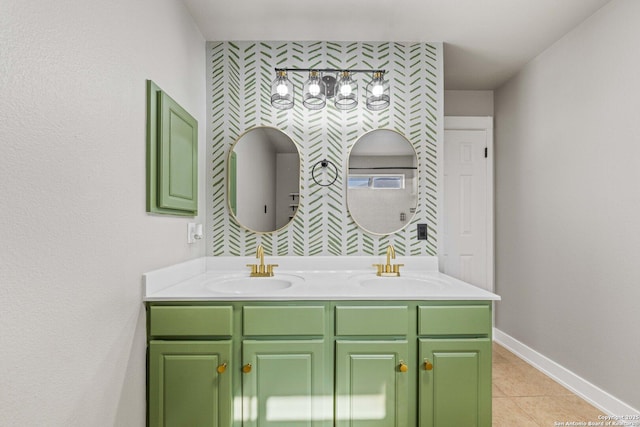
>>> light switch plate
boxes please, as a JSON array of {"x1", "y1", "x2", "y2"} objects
[{"x1": 417, "y1": 224, "x2": 428, "y2": 240}]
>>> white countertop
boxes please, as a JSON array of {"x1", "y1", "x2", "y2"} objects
[{"x1": 143, "y1": 256, "x2": 500, "y2": 301}]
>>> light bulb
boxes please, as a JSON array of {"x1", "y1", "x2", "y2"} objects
[
  {"x1": 340, "y1": 83, "x2": 352, "y2": 97},
  {"x1": 372, "y1": 83, "x2": 384, "y2": 97},
  {"x1": 309, "y1": 83, "x2": 320, "y2": 96},
  {"x1": 276, "y1": 83, "x2": 289, "y2": 97}
]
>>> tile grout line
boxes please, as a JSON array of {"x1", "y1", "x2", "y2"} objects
[{"x1": 493, "y1": 343, "x2": 607, "y2": 426}]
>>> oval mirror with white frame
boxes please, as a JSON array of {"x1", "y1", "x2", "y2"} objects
[
  {"x1": 228, "y1": 127, "x2": 300, "y2": 233},
  {"x1": 347, "y1": 129, "x2": 418, "y2": 235}
]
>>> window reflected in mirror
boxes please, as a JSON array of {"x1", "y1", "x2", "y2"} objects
[
  {"x1": 348, "y1": 175, "x2": 405, "y2": 190},
  {"x1": 347, "y1": 130, "x2": 418, "y2": 235}
]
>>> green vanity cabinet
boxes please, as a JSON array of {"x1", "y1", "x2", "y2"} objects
[
  {"x1": 334, "y1": 305, "x2": 412, "y2": 426},
  {"x1": 417, "y1": 303, "x2": 493, "y2": 427},
  {"x1": 147, "y1": 305, "x2": 234, "y2": 427},
  {"x1": 240, "y1": 305, "x2": 330, "y2": 427},
  {"x1": 335, "y1": 340, "x2": 410, "y2": 427},
  {"x1": 241, "y1": 340, "x2": 328, "y2": 426},
  {"x1": 146, "y1": 301, "x2": 493, "y2": 427},
  {"x1": 419, "y1": 338, "x2": 491, "y2": 427},
  {"x1": 148, "y1": 341, "x2": 232, "y2": 427}
]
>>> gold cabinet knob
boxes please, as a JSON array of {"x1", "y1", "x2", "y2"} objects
[
  {"x1": 399, "y1": 361, "x2": 408, "y2": 373},
  {"x1": 216, "y1": 363, "x2": 227, "y2": 374},
  {"x1": 242, "y1": 363, "x2": 252, "y2": 373},
  {"x1": 424, "y1": 359, "x2": 433, "y2": 371}
]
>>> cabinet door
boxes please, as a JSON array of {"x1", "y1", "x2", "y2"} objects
[
  {"x1": 419, "y1": 338, "x2": 491, "y2": 427},
  {"x1": 157, "y1": 90, "x2": 198, "y2": 213},
  {"x1": 242, "y1": 340, "x2": 329, "y2": 427},
  {"x1": 149, "y1": 340, "x2": 231, "y2": 427},
  {"x1": 335, "y1": 340, "x2": 410, "y2": 427},
  {"x1": 146, "y1": 80, "x2": 198, "y2": 216}
]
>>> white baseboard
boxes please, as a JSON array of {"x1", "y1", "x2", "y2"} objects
[{"x1": 493, "y1": 328, "x2": 639, "y2": 417}]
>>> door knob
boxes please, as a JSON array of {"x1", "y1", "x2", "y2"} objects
[
  {"x1": 216, "y1": 363, "x2": 227, "y2": 374},
  {"x1": 399, "y1": 361, "x2": 408, "y2": 373},
  {"x1": 424, "y1": 359, "x2": 433, "y2": 371},
  {"x1": 242, "y1": 363, "x2": 252, "y2": 373}
]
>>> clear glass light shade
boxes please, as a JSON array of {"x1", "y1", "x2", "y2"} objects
[
  {"x1": 271, "y1": 71, "x2": 294, "y2": 110},
  {"x1": 365, "y1": 72, "x2": 390, "y2": 111},
  {"x1": 334, "y1": 71, "x2": 358, "y2": 110},
  {"x1": 302, "y1": 71, "x2": 326, "y2": 110}
]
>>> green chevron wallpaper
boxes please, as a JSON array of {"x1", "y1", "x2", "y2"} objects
[{"x1": 206, "y1": 41, "x2": 442, "y2": 256}]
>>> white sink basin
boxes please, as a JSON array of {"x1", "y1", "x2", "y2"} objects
[
  {"x1": 203, "y1": 274, "x2": 303, "y2": 294},
  {"x1": 354, "y1": 274, "x2": 448, "y2": 291}
]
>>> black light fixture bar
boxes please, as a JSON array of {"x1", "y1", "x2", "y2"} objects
[
  {"x1": 275, "y1": 68, "x2": 386, "y2": 74},
  {"x1": 349, "y1": 166, "x2": 418, "y2": 170}
]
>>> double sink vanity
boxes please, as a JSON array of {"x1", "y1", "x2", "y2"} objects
[{"x1": 144, "y1": 248, "x2": 500, "y2": 426}]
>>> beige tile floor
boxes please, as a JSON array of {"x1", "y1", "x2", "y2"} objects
[{"x1": 493, "y1": 343, "x2": 606, "y2": 426}]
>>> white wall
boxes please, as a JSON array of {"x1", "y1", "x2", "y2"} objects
[
  {"x1": 444, "y1": 90, "x2": 494, "y2": 116},
  {"x1": 0, "y1": 1, "x2": 205, "y2": 425},
  {"x1": 495, "y1": 0, "x2": 640, "y2": 411}
]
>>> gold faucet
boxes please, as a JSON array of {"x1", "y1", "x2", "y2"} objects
[
  {"x1": 373, "y1": 244, "x2": 404, "y2": 277},
  {"x1": 246, "y1": 244, "x2": 278, "y2": 277}
]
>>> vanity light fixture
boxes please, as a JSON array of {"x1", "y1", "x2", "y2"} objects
[
  {"x1": 270, "y1": 68, "x2": 389, "y2": 111},
  {"x1": 270, "y1": 70, "x2": 295, "y2": 110},
  {"x1": 302, "y1": 70, "x2": 326, "y2": 110},
  {"x1": 366, "y1": 71, "x2": 390, "y2": 111},
  {"x1": 334, "y1": 71, "x2": 358, "y2": 110}
]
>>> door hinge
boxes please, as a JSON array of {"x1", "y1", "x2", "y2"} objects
[{"x1": 484, "y1": 147, "x2": 488, "y2": 158}]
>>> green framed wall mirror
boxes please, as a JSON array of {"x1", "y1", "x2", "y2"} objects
[
  {"x1": 227, "y1": 127, "x2": 300, "y2": 233},
  {"x1": 347, "y1": 129, "x2": 418, "y2": 235}
]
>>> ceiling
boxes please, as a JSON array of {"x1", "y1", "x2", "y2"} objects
[{"x1": 182, "y1": 0, "x2": 611, "y2": 90}]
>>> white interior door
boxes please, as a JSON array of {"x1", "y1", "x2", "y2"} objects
[{"x1": 442, "y1": 117, "x2": 493, "y2": 292}]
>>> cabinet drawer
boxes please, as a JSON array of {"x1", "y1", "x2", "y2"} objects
[
  {"x1": 243, "y1": 306, "x2": 325, "y2": 336},
  {"x1": 418, "y1": 305, "x2": 491, "y2": 336},
  {"x1": 149, "y1": 306, "x2": 233, "y2": 337},
  {"x1": 335, "y1": 306, "x2": 408, "y2": 336}
]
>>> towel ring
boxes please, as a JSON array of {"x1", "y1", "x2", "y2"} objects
[{"x1": 311, "y1": 159, "x2": 338, "y2": 187}]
